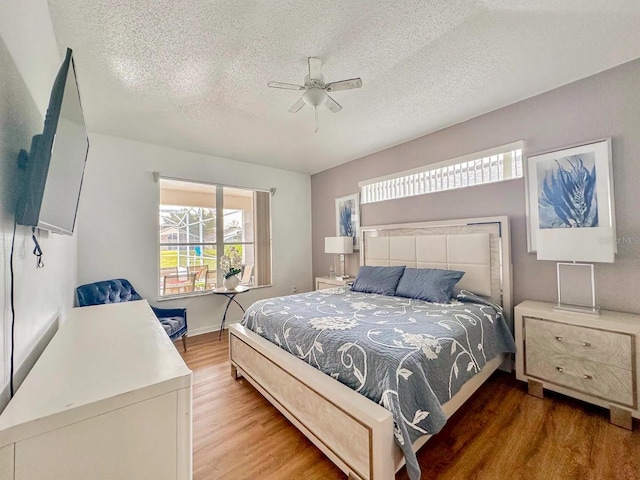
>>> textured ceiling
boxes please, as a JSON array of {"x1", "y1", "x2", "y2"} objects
[{"x1": 47, "y1": 0, "x2": 640, "y2": 174}]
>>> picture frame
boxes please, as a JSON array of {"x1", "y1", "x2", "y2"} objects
[
  {"x1": 525, "y1": 138, "x2": 616, "y2": 262},
  {"x1": 335, "y1": 193, "x2": 360, "y2": 251}
]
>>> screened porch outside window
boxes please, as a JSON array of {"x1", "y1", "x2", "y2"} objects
[{"x1": 158, "y1": 179, "x2": 272, "y2": 298}]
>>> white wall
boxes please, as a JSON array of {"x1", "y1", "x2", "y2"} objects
[
  {"x1": 0, "y1": 2, "x2": 78, "y2": 411},
  {"x1": 0, "y1": 0, "x2": 61, "y2": 116},
  {"x1": 77, "y1": 133, "x2": 313, "y2": 335}
]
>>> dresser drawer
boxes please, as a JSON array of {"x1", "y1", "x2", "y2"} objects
[
  {"x1": 525, "y1": 347, "x2": 635, "y2": 407},
  {"x1": 316, "y1": 281, "x2": 338, "y2": 290},
  {"x1": 524, "y1": 316, "x2": 634, "y2": 371}
]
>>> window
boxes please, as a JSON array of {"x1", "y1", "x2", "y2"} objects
[
  {"x1": 359, "y1": 141, "x2": 523, "y2": 204},
  {"x1": 159, "y1": 178, "x2": 272, "y2": 298}
]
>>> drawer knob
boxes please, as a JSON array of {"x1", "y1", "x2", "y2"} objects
[
  {"x1": 583, "y1": 374, "x2": 593, "y2": 380},
  {"x1": 555, "y1": 336, "x2": 563, "y2": 342},
  {"x1": 581, "y1": 341, "x2": 591, "y2": 347},
  {"x1": 556, "y1": 366, "x2": 564, "y2": 373}
]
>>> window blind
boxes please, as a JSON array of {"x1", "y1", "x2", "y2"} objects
[{"x1": 359, "y1": 141, "x2": 523, "y2": 204}]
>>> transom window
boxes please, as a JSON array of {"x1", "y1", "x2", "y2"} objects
[
  {"x1": 359, "y1": 141, "x2": 523, "y2": 204},
  {"x1": 158, "y1": 178, "x2": 272, "y2": 298}
]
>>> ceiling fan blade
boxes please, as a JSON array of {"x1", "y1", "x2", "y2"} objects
[
  {"x1": 325, "y1": 78, "x2": 362, "y2": 92},
  {"x1": 268, "y1": 81, "x2": 305, "y2": 90},
  {"x1": 288, "y1": 96, "x2": 306, "y2": 113},
  {"x1": 308, "y1": 57, "x2": 323, "y2": 81},
  {"x1": 324, "y1": 95, "x2": 342, "y2": 113}
]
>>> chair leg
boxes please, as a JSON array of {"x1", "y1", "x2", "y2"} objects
[{"x1": 182, "y1": 334, "x2": 188, "y2": 352}]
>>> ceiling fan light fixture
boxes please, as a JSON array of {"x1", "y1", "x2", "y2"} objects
[
  {"x1": 268, "y1": 57, "x2": 362, "y2": 132},
  {"x1": 303, "y1": 87, "x2": 327, "y2": 107}
]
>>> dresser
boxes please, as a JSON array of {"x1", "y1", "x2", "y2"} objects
[
  {"x1": 515, "y1": 301, "x2": 639, "y2": 429},
  {"x1": 0, "y1": 300, "x2": 193, "y2": 479},
  {"x1": 315, "y1": 276, "x2": 351, "y2": 290}
]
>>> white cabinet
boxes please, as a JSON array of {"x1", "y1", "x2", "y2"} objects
[
  {"x1": 0, "y1": 300, "x2": 193, "y2": 479},
  {"x1": 515, "y1": 301, "x2": 639, "y2": 429}
]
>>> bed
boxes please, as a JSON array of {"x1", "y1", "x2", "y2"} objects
[{"x1": 228, "y1": 216, "x2": 514, "y2": 480}]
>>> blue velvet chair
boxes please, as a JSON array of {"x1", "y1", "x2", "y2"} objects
[{"x1": 76, "y1": 278, "x2": 188, "y2": 351}]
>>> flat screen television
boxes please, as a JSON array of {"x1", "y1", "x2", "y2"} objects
[{"x1": 16, "y1": 48, "x2": 89, "y2": 235}]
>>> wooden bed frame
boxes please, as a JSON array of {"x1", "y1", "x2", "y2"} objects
[{"x1": 229, "y1": 216, "x2": 513, "y2": 479}]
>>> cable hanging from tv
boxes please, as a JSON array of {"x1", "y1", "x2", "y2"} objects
[{"x1": 31, "y1": 227, "x2": 44, "y2": 268}]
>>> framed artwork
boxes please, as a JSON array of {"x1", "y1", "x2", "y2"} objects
[
  {"x1": 525, "y1": 138, "x2": 616, "y2": 262},
  {"x1": 335, "y1": 193, "x2": 360, "y2": 251}
]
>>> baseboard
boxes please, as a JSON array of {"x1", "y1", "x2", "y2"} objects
[{"x1": 187, "y1": 319, "x2": 242, "y2": 337}]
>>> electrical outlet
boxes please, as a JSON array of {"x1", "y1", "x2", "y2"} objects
[{"x1": 292, "y1": 286, "x2": 297, "y2": 293}]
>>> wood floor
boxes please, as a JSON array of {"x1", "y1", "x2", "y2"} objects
[{"x1": 180, "y1": 331, "x2": 640, "y2": 480}]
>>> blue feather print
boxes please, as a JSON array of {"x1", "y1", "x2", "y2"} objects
[
  {"x1": 339, "y1": 201, "x2": 354, "y2": 237},
  {"x1": 538, "y1": 155, "x2": 598, "y2": 229}
]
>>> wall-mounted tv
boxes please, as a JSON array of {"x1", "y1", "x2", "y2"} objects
[{"x1": 16, "y1": 48, "x2": 89, "y2": 235}]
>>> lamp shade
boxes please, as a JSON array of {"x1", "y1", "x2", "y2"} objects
[
  {"x1": 325, "y1": 236, "x2": 353, "y2": 255},
  {"x1": 536, "y1": 227, "x2": 616, "y2": 263}
]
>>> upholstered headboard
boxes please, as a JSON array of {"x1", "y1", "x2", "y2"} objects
[
  {"x1": 365, "y1": 232, "x2": 492, "y2": 296},
  {"x1": 360, "y1": 216, "x2": 513, "y2": 330}
]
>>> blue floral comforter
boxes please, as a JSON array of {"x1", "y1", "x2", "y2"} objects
[{"x1": 241, "y1": 287, "x2": 516, "y2": 480}]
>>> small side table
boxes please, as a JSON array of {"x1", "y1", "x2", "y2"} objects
[
  {"x1": 212, "y1": 286, "x2": 250, "y2": 340},
  {"x1": 514, "y1": 300, "x2": 640, "y2": 430}
]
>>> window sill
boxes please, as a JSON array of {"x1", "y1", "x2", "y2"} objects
[{"x1": 156, "y1": 284, "x2": 272, "y2": 302}]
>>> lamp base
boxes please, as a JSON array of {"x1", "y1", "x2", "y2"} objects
[
  {"x1": 555, "y1": 263, "x2": 599, "y2": 316},
  {"x1": 553, "y1": 303, "x2": 600, "y2": 316}
]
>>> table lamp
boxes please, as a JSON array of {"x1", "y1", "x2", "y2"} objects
[
  {"x1": 537, "y1": 233, "x2": 615, "y2": 315},
  {"x1": 324, "y1": 236, "x2": 353, "y2": 279},
  {"x1": 528, "y1": 137, "x2": 616, "y2": 315}
]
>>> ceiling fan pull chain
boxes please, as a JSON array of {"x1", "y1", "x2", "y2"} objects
[{"x1": 315, "y1": 106, "x2": 319, "y2": 133}]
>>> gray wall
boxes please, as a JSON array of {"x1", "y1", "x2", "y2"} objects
[{"x1": 311, "y1": 58, "x2": 640, "y2": 314}]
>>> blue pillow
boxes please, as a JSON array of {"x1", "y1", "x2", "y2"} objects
[
  {"x1": 395, "y1": 268, "x2": 465, "y2": 303},
  {"x1": 350, "y1": 266, "x2": 406, "y2": 296}
]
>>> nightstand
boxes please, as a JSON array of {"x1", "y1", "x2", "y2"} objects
[
  {"x1": 515, "y1": 300, "x2": 640, "y2": 430},
  {"x1": 315, "y1": 276, "x2": 352, "y2": 291}
]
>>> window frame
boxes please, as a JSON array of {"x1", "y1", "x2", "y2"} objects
[{"x1": 157, "y1": 176, "x2": 272, "y2": 300}]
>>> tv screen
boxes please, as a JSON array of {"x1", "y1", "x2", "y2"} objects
[{"x1": 16, "y1": 48, "x2": 89, "y2": 235}]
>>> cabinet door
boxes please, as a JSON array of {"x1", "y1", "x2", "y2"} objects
[{"x1": 15, "y1": 392, "x2": 178, "y2": 480}]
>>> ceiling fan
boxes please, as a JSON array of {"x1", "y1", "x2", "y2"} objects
[{"x1": 268, "y1": 57, "x2": 362, "y2": 132}]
